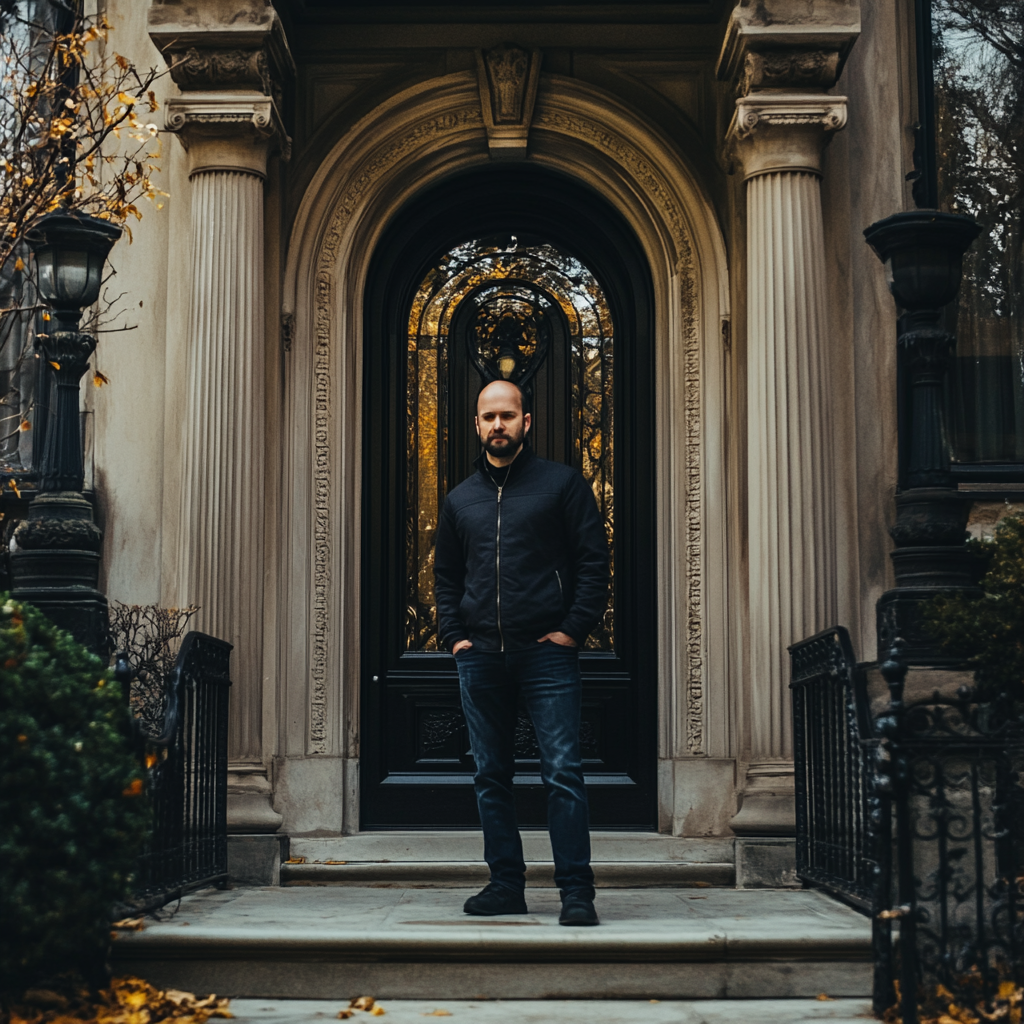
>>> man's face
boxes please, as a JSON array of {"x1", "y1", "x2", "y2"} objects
[{"x1": 475, "y1": 382, "x2": 531, "y2": 462}]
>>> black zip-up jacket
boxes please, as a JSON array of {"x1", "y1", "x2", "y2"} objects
[{"x1": 433, "y1": 446, "x2": 609, "y2": 653}]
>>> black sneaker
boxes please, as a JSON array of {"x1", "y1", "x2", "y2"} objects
[
  {"x1": 559, "y1": 893, "x2": 599, "y2": 926},
  {"x1": 463, "y1": 883, "x2": 529, "y2": 916}
]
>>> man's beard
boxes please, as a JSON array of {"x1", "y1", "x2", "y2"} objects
[{"x1": 481, "y1": 424, "x2": 526, "y2": 460}]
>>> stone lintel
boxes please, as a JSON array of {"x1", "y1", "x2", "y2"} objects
[
  {"x1": 725, "y1": 93, "x2": 848, "y2": 178},
  {"x1": 165, "y1": 94, "x2": 290, "y2": 176}
]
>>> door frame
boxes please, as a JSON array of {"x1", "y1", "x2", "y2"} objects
[{"x1": 360, "y1": 165, "x2": 657, "y2": 829}]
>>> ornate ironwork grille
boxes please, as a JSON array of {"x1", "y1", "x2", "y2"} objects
[
  {"x1": 875, "y1": 658, "x2": 1024, "y2": 1022},
  {"x1": 794, "y1": 628, "x2": 1024, "y2": 1021},
  {"x1": 128, "y1": 631, "x2": 231, "y2": 909},
  {"x1": 405, "y1": 238, "x2": 614, "y2": 653}
]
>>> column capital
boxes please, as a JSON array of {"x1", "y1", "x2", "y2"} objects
[
  {"x1": 165, "y1": 94, "x2": 288, "y2": 177},
  {"x1": 725, "y1": 93, "x2": 848, "y2": 179},
  {"x1": 149, "y1": 1, "x2": 294, "y2": 176}
]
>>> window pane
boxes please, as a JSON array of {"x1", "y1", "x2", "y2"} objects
[
  {"x1": 406, "y1": 239, "x2": 615, "y2": 652},
  {"x1": 932, "y1": 1, "x2": 1024, "y2": 463}
]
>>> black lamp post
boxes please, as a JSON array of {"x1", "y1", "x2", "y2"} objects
[
  {"x1": 10, "y1": 211, "x2": 122, "y2": 653},
  {"x1": 864, "y1": 210, "x2": 981, "y2": 663}
]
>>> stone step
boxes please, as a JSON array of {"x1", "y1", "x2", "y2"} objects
[
  {"x1": 281, "y1": 860, "x2": 733, "y2": 887},
  {"x1": 280, "y1": 832, "x2": 738, "y2": 887},
  {"x1": 112, "y1": 886, "x2": 872, "y2": 1001}
]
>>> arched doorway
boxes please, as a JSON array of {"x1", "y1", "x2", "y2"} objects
[{"x1": 361, "y1": 165, "x2": 657, "y2": 828}]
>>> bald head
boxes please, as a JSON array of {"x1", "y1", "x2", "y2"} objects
[
  {"x1": 477, "y1": 379, "x2": 525, "y2": 415},
  {"x1": 475, "y1": 379, "x2": 531, "y2": 466}
]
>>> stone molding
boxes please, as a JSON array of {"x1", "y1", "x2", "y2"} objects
[
  {"x1": 164, "y1": 94, "x2": 290, "y2": 175},
  {"x1": 475, "y1": 45, "x2": 542, "y2": 160},
  {"x1": 714, "y1": 1, "x2": 860, "y2": 87},
  {"x1": 725, "y1": 93, "x2": 848, "y2": 179},
  {"x1": 297, "y1": 81, "x2": 718, "y2": 761}
]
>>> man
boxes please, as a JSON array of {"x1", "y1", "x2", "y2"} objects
[{"x1": 433, "y1": 378, "x2": 609, "y2": 926}]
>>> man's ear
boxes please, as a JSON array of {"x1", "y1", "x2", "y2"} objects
[{"x1": 524, "y1": 412, "x2": 531, "y2": 434}]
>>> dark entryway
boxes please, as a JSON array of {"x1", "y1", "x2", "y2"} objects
[{"x1": 361, "y1": 166, "x2": 656, "y2": 828}]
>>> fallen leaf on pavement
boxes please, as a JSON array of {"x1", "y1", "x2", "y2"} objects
[
  {"x1": 423, "y1": 1012, "x2": 452, "y2": 1018},
  {"x1": 817, "y1": 994, "x2": 835, "y2": 1001},
  {"x1": 350, "y1": 998, "x2": 375, "y2": 1011},
  {"x1": 336, "y1": 1013, "x2": 353, "y2": 1020},
  {"x1": 112, "y1": 918, "x2": 146, "y2": 931}
]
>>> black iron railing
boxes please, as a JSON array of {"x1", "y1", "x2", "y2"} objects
[
  {"x1": 874, "y1": 649, "x2": 1024, "y2": 1023},
  {"x1": 119, "y1": 631, "x2": 232, "y2": 911},
  {"x1": 793, "y1": 629, "x2": 1024, "y2": 1022},
  {"x1": 790, "y1": 627, "x2": 893, "y2": 1015}
]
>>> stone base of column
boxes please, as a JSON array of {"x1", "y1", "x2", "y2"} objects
[
  {"x1": 227, "y1": 767, "x2": 283, "y2": 834},
  {"x1": 729, "y1": 761, "x2": 796, "y2": 836},
  {"x1": 227, "y1": 834, "x2": 289, "y2": 886},
  {"x1": 735, "y1": 838, "x2": 799, "y2": 888}
]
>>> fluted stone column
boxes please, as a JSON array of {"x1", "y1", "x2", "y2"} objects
[
  {"x1": 166, "y1": 96, "x2": 286, "y2": 833},
  {"x1": 728, "y1": 92, "x2": 848, "y2": 835}
]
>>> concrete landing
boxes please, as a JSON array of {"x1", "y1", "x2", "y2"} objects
[
  {"x1": 111, "y1": 886, "x2": 872, "y2": 1001},
  {"x1": 230, "y1": 997, "x2": 874, "y2": 1023}
]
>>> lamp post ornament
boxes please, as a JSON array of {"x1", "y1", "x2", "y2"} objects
[{"x1": 10, "y1": 211, "x2": 122, "y2": 653}]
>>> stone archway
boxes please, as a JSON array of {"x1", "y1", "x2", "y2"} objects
[{"x1": 274, "y1": 70, "x2": 732, "y2": 836}]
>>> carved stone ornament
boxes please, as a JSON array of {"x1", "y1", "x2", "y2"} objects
[
  {"x1": 741, "y1": 49, "x2": 841, "y2": 92},
  {"x1": 172, "y1": 47, "x2": 274, "y2": 97},
  {"x1": 475, "y1": 45, "x2": 542, "y2": 160}
]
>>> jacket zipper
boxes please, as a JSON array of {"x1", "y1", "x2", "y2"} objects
[
  {"x1": 496, "y1": 483, "x2": 505, "y2": 651},
  {"x1": 555, "y1": 570, "x2": 563, "y2": 606}
]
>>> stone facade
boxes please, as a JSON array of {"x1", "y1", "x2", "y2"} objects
[{"x1": 86, "y1": 0, "x2": 922, "y2": 845}]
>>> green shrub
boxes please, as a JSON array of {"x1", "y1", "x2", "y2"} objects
[
  {"x1": 0, "y1": 597, "x2": 149, "y2": 994},
  {"x1": 924, "y1": 511, "x2": 1024, "y2": 703}
]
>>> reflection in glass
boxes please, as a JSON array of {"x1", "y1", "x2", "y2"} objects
[
  {"x1": 931, "y1": 1, "x2": 1024, "y2": 463},
  {"x1": 406, "y1": 240, "x2": 614, "y2": 652}
]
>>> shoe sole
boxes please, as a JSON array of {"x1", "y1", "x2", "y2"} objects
[{"x1": 559, "y1": 919, "x2": 600, "y2": 926}]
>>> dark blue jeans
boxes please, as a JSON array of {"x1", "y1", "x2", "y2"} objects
[{"x1": 455, "y1": 642, "x2": 595, "y2": 899}]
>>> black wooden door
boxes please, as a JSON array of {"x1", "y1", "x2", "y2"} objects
[{"x1": 362, "y1": 167, "x2": 656, "y2": 829}]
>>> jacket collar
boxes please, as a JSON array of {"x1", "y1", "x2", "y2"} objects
[{"x1": 474, "y1": 442, "x2": 534, "y2": 483}]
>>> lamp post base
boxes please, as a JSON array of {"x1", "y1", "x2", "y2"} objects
[{"x1": 10, "y1": 490, "x2": 107, "y2": 655}]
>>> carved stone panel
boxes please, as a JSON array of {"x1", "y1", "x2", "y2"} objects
[{"x1": 475, "y1": 45, "x2": 541, "y2": 160}]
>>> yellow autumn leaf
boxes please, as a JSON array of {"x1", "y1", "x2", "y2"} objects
[
  {"x1": 369, "y1": 1009, "x2": 385, "y2": 1018},
  {"x1": 9, "y1": 479, "x2": 21, "y2": 498},
  {"x1": 349, "y1": 998, "x2": 375, "y2": 1011},
  {"x1": 14, "y1": 257, "x2": 24, "y2": 272},
  {"x1": 19, "y1": 420, "x2": 30, "y2": 432},
  {"x1": 94, "y1": 371, "x2": 110, "y2": 387},
  {"x1": 42, "y1": 312, "x2": 50, "y2": 321},
  {"x1": 117, "y1": 91, "x2": 136, "y2": 106},
  {"x1": 422, "y1": 1013, "x2": 451, "y2": 1018},
  {"x1": 49, "y1": 361, "x2": 60, "y2": 370}
]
